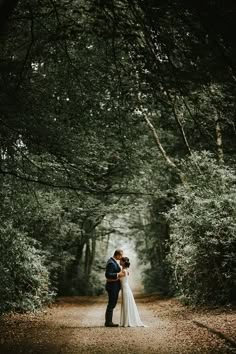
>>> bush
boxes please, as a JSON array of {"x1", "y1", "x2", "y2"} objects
[
  {"x1": 166, "y1": 152, "x2": 236, "y2": 305},
  {"x1": 143, "y1": 263, "x2": 172, "y2": 295},
  {"x1": 0, "y1": 223, "x2": 54, "y2": 313}
]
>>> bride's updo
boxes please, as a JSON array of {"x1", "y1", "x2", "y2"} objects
[{"x1": 121, "y1": 256, "x2": 130, "y2": 268}]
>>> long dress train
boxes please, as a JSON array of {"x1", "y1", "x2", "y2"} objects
[{"x1": 120, "y1": 269, "x2": 145, "y2": 327}]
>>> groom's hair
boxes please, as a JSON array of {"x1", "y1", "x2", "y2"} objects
[{"x1": 113, "y1": 249, "x2": 123, "y2": 257}]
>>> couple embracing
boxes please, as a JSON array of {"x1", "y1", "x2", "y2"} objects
[{"x1": 105, "y1": 249, "x2": 145, "y2": 327}]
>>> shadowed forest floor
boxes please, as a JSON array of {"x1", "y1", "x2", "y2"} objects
[{"x1": 0, "y1": 295, "x2": 235, "y2": 354}]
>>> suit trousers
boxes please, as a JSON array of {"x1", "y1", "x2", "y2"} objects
[{"x1": 105, "y1": 281, "x2": 120, "y2": 324}]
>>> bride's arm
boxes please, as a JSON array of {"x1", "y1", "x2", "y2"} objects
[{"x1": 106, "y1": 270, "x2": 125, "y2": 282}]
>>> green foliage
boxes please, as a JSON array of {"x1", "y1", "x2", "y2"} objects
[
  {"x1": 0, "y1": 0, "x2": 236, "y2": 312},
  {"x1": 142, "y1": 265, "x2": 170, "y2": 295},
  {"x1": 0, "y1": 223, "x2": 53, "y2": 313},
  {"x1": 133, "y1": 193, "x2": 176, "y2": 296},
  {"x1": 167, "y1": 152, "x2": 236, "y2": 305}
]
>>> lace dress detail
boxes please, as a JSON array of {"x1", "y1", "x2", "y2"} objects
[{"x1": 120, "y1": 269, "x2": 145, "y2": 327}]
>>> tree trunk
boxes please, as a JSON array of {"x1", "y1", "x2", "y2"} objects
[
  {"x1": 214, "y1": 113, "x2": 224, "y2": 164},
  {"x1": 143, "y1": 112, "x2": 186, "y2": 184},
  {"x1": 165, "y1": 91, "x2": 192, "y2": 156}
]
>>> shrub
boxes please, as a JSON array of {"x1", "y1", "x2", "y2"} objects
[
  {"x1": 166, "y1": 152, "x2": 236, "y2": 305},
  {"x1": 0, "y1": 223, "x2": 54, "y2": 313}
]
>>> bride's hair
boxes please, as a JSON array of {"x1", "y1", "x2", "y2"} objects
[{"x1": 121, "y1": 256, "x2": 130, "y2": 268}]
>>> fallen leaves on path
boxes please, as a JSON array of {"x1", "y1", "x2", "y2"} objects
[{"x1": 0, "y1": 295, "x2": 235, "y2": 354}]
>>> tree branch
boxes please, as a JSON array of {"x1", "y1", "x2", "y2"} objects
[{"x1": 0, "y1": 167, "x2": 153, "y2": 196}]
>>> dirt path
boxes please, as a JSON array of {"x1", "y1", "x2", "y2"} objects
[{"x1": 0, "y1": 295, "x2": 235, "y2": 354}]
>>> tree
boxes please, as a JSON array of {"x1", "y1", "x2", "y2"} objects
[{"x1": 0, "y1": 0, "x2": 236, "y2": 312}]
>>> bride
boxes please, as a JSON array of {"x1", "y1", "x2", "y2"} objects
[{"x1": 119, "y1": 256, "x2": 145, "y2": 327}]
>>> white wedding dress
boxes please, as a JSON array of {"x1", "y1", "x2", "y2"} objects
[{"x1": 120, "y1": 269, "x2": 145, "y2": 327}]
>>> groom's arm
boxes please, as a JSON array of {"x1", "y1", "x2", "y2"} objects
[{"x1": 105, "y1": 262, "x2": 120, "y2": 280}]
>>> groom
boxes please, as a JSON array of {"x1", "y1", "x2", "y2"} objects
[{"x1": 105, "y1": 249, "x2": 124, "y2": 327}]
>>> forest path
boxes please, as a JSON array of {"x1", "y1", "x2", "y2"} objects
[{"x1": 0, "y1": 295, "x2": 235, "y2": 354}]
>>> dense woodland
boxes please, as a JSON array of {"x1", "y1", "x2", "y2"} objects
[{"x1": 0, "y1": 0, "x2": 236, "y2": 313}]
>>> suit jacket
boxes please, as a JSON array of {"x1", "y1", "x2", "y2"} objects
[{"x1": 105, "y1": 257, "x2": 121, "y2": 280}]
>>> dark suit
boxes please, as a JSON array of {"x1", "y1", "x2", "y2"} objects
[{"x1": 105, "y1": 257, "x2": 121, "y2": 325}]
